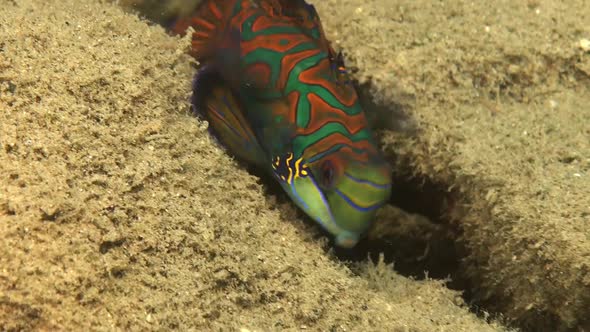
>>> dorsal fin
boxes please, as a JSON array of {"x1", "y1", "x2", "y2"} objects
[
  {"x1": 170, "y1": 0, "x2": 337, "y2": 61},
  {"x1": 169, "y1": 0, "x2": 234, "y2": 61},
  {"x1": 268, "y1": 0, "x2": 337, "y2": 59}
]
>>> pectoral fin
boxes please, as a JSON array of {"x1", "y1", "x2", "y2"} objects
[{"x1": 192, "y1": 66, "x2": 267, "y2": 167}]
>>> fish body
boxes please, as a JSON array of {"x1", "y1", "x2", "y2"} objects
[{"x1": 171, "y1": 0, "x2": 392, "y2": 247}]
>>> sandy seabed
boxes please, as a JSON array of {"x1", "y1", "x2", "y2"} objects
[{"x1": 1, "y1": 0, "x2": 589, "y2": 331}]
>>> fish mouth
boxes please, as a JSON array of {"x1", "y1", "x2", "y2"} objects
[
  {"x1": 307, "y1": 207, "x2": 363, "y2": 248},
  {"x1": 274, "y1": 169, "x2": 366, "y2": 248},
  {"x1": 293, "y1": 184, "x2": 361, "y2": 248},
  {"x1": 334, "y1": 232, "x2": 361, "y2": 248}
]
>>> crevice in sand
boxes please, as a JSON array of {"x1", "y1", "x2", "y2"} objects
[
  {"x1": 334, "y1": 174, "x2": 464, "y2": 285},
  {"x1": 327, "y1": 82, "x2": 490, "y2": 320}
]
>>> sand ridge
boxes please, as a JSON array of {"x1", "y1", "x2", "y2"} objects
[{"x1": 312, "y1": 0, "x2": 590, "y2": 330}]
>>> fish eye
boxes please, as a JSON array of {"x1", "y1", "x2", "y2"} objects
[{"x1": 320, "y1": 160, "x2": 335, "y2": 188}]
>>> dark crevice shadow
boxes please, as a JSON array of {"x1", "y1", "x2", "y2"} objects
[
  {"x1": 353, "y1": 79, "x2": 419, "y2": 135},
  {"x1": 332, "y1": 173, "x2": 466, "y2": 287},
  {"x1": 330, "y1": 80, "x2": 466, "y2": 283}
]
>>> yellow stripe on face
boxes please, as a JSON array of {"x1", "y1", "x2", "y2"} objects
[
  {"x1": 293, "y1": 157, "x2": 310, "y2": 179},
  {"x1": 272, "y1": 153, "x2": 310, "y2": 185},
  {"x1": 294, "y1": 157, "x2": 303, "y2": 179},
  {"x1": 286, "y1": 153, "x2": 294, "y2": 184}
]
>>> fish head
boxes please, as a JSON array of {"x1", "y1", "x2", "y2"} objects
[{"x1": 271, "y1": 150, "x2": 392, "y2": 248}]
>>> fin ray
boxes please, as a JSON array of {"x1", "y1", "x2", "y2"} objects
[
  {"x1": 169, "y1": 0, "x2": 233, "y2": 60},
  {"x1": 192, "y1": 66, "x2": 267, "y2": 167}
]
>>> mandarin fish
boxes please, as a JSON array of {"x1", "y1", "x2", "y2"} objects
[{"x1": 170, "y1": 0, "x2": 392, "y2": 247}]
